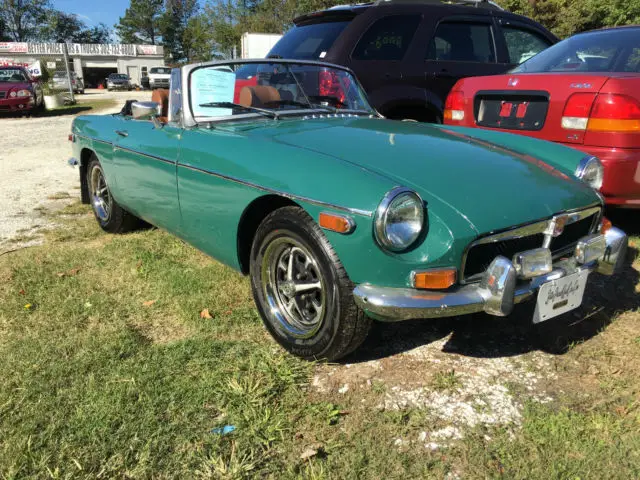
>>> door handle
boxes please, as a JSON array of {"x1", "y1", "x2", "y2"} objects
[{"x1": 115, "y1": 130, "x2": 128, "y2": 137}]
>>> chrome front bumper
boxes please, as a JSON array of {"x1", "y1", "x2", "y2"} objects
[{"x1": 353, "y1": 227, "x2": 628, "y2": 322}]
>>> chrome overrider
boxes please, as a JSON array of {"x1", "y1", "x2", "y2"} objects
[{"x1": 353, "y1": 226, "x2": 628, "y2": 322}]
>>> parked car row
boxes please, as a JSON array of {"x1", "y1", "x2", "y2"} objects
[
  {"x1": 266, "y1": 0, "x2": 640, "y2": 209},
  {"x1": 443, "y1": 26, "x2": 640, "y2": 209}
]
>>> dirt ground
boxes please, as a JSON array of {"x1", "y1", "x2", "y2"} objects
[{"x1": 0, "y1": 89, "x2": 151, "y2": 250}]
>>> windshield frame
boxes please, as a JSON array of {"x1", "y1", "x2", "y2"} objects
[{"x1": 181, "y1": 58, "x2": 378, "y2": 128}]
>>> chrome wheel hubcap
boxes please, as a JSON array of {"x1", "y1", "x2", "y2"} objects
[
  {"x1": 90, "y1": 165, "x2": 111, "y2": 222},
  {"x1": 262, "y1": 237, "x2": 325, "y2": 338}
]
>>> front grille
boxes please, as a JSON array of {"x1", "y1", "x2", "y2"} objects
[
  {"x1": 464, "y1": 234, "x2": 545, "y2": 280},
  {"x1": 0, "y1": 92, "x2": 6, "y2": 99},
  {"x1": 462, "y1": 213, "x2": 598, "y2": 281}
]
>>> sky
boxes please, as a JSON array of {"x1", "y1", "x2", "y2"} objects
[{"x1": 52, "y1": 0, "x2": 131, "y2": 29}]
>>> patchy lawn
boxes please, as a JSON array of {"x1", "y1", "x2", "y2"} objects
[{"x1": 0, "y1": 204, "x2": 638, "y2": 478}]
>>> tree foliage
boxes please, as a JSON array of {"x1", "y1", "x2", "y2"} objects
[
  {"x1": 0, "y1": 0, "x2": 113, "y2": 43},
  {"x1": 496, "y1": 0, "x2": 640, "y2": 38},
  {"x1": 115, "y1": 0, "x2": 163, "y2": 45},
  {"x1": 0, "y1": 0, "x2": 51, "y2": 41},
  {"x1": 38, "y1": 10, "x2": 111, "y2": 43},
  {"x1": 161, "y1": 0, "x2": 200, "y2": 62}
]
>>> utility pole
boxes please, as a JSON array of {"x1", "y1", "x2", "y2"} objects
[{"x1": 62, "y1": 43, "x2": 76, "y2": 104}]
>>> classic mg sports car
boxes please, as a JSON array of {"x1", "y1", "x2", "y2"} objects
[{"x1": 68, "y1": 60, "x2": 628, "y2": 360}]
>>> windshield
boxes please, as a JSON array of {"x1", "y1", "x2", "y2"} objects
[
  {"x1": 109, "y1": 74, "x2": 128, "y2": 80},
  {"x1": 189, "y1": 61, "x2": 375, "y2": 122},
  {"x1": 514, "y1": 28, "x2": 640, "y2": 73},
  {"x1": 0, "y1": 68, "x2": 28, "y2": 83},
  {"x1": 150, "y1": 67, "x2": 171, "y2": 74},
  {"x1": 268, "y1": 21, "x2": 350, "y2": 60}
]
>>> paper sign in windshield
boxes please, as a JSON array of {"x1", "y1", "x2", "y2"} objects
[{"x1": 192, "y1": 67, "x2": 235, "y2": 118}]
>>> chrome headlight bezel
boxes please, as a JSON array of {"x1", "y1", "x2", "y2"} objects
[
  {"x1": 575, "y1": 155, "x2": 604, "y2": 191},
  {"x1": 374, "y1": 187, "x2": 425, "y2": 252}
]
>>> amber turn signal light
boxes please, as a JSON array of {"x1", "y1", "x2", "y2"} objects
[
  {"x1": 319, "y1": 212, "x2": 354, "y2": 234},
  {"x1": 412, "y1": 268, "x2": 457, "y2": 290},
  {"x1": 600, "y1": 216, "x2": 612, "y2": 234}
]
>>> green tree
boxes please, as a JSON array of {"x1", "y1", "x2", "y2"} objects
[
  {"x1": 182, "y1": 15, "x2": 216, "y2": 62},
  {"x1": 115, "y1": 0, "x2": 164, "y2": 44},
  {"x1": 38, "y1": 10, "x2": 112, "y2": 43},
  {"x1": 161, "y1": 0, "x2": 199, "y2": 63},
  {"x1": 0, "y1": 0, "x2": 51, "y2": 41}
]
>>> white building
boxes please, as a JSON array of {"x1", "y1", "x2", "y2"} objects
[{"x1": 0, "y1": 42, "x2": 165, "y2": 87}]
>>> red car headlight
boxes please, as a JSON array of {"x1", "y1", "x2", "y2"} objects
[{"x1": 13, "y1": 89, "x2": 33, "y2": 98}]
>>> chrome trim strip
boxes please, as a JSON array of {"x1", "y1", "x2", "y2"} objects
[
  {"x1": 353, "y1": 251, "x2": 611, "y2": 322},
  {"x1": 113, "y1": 145, "x2": 175, "y2": 165},
  {"x1": 74, "y1": 133, "x2": 112, "y2": 147},
  {"x1": 179, "y1": 163, "x2": 373, "y2": 217},
  {"x1": 460, "y1": 205, "x2": 601, "y2": 283}
]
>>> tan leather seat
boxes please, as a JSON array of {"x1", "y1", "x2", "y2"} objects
[
  {"x1": 151, "y1": 88, "x2": 169, "y2": 122},
  {"x1": 239, "y1": 86, "x2": 280, "y2": 108}
]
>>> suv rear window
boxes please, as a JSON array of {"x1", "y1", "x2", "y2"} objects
[
  {"x1": 268, "y1": 21, "x2": 350, "y2": 60},
  {"x1": 352, "y1": 15, "x2": 421, "y2": 61},
  {"x1": 427, "y1": 22, "x2": 495, "y2": 63}
]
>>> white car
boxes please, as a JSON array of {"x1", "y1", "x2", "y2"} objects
[{"x1": 148, "y1": 67, "x2": 171, "y2": 89}]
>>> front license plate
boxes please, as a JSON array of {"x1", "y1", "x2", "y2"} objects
[{"x1": 533, "y1": 270, "x2": 590, "y2": 324}]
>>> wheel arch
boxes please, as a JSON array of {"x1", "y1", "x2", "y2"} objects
[
  {"x1": 237, "y1": 194, "x2": 300, "y2": 274},
  {"x1": 79, "y1": 147, "x2": 95, "y2": 204}
]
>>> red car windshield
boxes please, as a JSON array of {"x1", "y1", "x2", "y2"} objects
[
  {"x1": 513, "y1": 28, "x2": 640, "y2": 74},
  {"x1": 0, "y1": 68, "x2": 28, "y2": 83}
]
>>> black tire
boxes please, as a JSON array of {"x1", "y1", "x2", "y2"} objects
[
  {"x1": 86, "y1": 155, "x2": 140, "y2": 233},
  {"x1": 250, "y1": 206, "x2": 371, "y2": 361}
]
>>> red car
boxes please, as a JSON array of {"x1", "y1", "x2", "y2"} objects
[
  {"x1": 0, "y1": 66, "x2": 43, "y2": 114},
  {"x1": 444, "y1": 26, "x2": 640, "y2": 209}
]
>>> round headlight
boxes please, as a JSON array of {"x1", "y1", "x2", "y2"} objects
[
  {"x1": 374, "y1": 187, "x2": 424, "y2": 252},
  {"x1": 575, "y1": 156, "x2": 603, "y2": 190}
]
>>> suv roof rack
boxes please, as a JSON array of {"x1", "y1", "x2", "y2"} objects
[{"x1": 373, "y1": 0, "x2": 504, "y2": 10}]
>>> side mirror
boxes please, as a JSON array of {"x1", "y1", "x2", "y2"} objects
[{"x1": 132, "y1": 101, "x2": 161, "y2": 120}]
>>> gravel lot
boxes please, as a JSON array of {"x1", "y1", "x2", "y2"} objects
[{"x1": 0, "y1": 89, "x2": 151, "y2": 250}]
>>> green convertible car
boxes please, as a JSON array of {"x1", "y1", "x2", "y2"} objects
[{"x1": 68, "y1": 60, "x2": 628, "y2": 360}]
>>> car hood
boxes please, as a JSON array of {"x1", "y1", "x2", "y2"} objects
[{"x1": 262, "y1": 117, "x2": 599, "y2": 235}]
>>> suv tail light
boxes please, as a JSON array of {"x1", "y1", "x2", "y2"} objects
[
  {"x1": 319, "y1": 70, "x2": 346, "y2": 106},
  {"x1": 444, "y1": 90, "x2": 465, "y2": 121},
  {"x1": 562, "y1": 93, "x2": 640, "y2": 133}
]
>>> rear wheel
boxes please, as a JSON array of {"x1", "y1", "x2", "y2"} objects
[
  {"x1": 250, "y1": 206, "x2": 371, "y2": 361},
  {"x1": 87, "y1": 155, "x2": 140, "y2": 233}
]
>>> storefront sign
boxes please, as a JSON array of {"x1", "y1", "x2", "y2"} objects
[
  {"x1": 0, "y1": 42, "x2": 163, "y2": 57},
  {"x1": 0, "y1": 42, "x2": 28, "y2": 53}
]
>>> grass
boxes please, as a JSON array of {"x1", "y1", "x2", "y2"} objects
[
  {"x1": 430, "y1": 369, "x2": 462, "y2": 392},
  {"x1": 0, "y1": 203, "x2": 639, "y2": 478}
]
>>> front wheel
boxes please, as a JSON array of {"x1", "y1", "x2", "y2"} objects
[
  {"x1": 250, "y1": 206, "x2": 371, "y2": 361},
  {"x1": 87, "y1": 156, "x2": 140, "y2": 233}
]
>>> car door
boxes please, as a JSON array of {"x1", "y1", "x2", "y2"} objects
[
  {"x1": 112, "y1": 118, "x2": 182, "y2": 231},
  {"x1": 347, "y1": 12, "x2": 424, "y2": 113},
  {"x1": 425, "y1": 15, "x2": 503, "y2": 104}
]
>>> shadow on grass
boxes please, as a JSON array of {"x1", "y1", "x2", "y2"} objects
[{"x1": 346, "y1": 212, "x2": 640, "y2": 364}]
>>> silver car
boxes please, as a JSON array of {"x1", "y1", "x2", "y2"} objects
[
  {"x1": 51, "y1": 72, "x2": 85, "y2": 94},
  {"x1": 106, "y1": 73, "x2": 132, "y2": 91}
]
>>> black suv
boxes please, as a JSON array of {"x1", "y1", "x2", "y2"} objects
[{"x1": 267, "y1": 0, "x2": 557, "y2": 122}]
